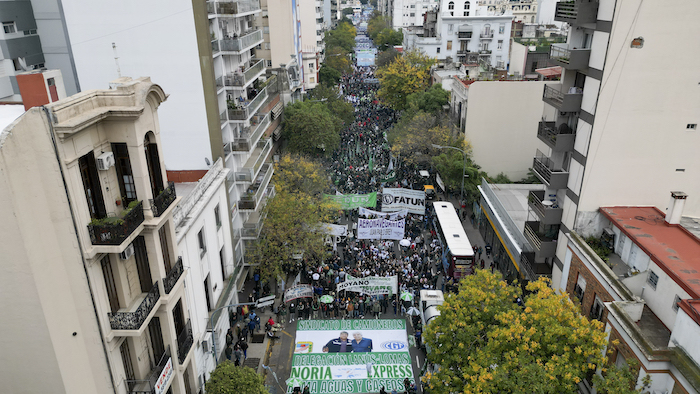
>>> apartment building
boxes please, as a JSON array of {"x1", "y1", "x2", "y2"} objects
[
  {"x1": 391, "y1": 0, "x2": 436, "y2": 28},
  {"x1": 478, "y1": 0, "x2": 538, "y2": 23},
  {"x1": 0, "y1": 76, "x2": 196, "y2": 393},
  {"x1": 560, "y1": 202, "x2": 700, "y2": 393},
  {"x1": 403, "y1": 4, "x2": 513, "y2": 69}
]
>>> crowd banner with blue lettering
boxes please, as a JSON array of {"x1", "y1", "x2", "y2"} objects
[
  {"x1": 358, "y1": 207, "x2": 407, "y2": 220},
  {"x1": 284, "y1": 284, "x2": 314, "y2": 303},
  {"x1": 324, "y1": 192, "x2": 377, "y2": 210},
  {"x1": 357, "y1": 218, "x2": 405, "y2": 240},
  {"x1": 381, "y1": 188, "x2": 426, "y2": 215}
]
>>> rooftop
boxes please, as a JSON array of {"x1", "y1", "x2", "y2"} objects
[{"x1": 600, "y1": 206, "x2": 700, "y2": 298}]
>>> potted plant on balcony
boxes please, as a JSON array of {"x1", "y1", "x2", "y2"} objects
[{"x1": 89, "y1": 200, "x2": 141, "y2": 226}]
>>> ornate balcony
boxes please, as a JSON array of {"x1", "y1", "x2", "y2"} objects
[
  {"x1": 163, "y1": 257, "x2": 184, "y2": 294},
  {"x1": 528, "y1": 190, "x2": 563, "y2": 225},
  {"x1": 177, "y1": 319, "x2": 194, "y2": 364},
  {"x1": 125, "y1": 346, "x2": 171, "y2": 394},
  {"x1": 108, "y1": 281, "x2": 160, "y2": 331},
  {"x1": 532, "y1": 153, "x2": 569, "y2": 189},
  {"x1": 150, "y1": 182, "x2": 176, "y2": 217},
  {"x1": 542, "y1": 84, "x2": 582, "y2": 113},
  {"x1": 537, "y1": 121, "x2": 575, "y2": 151},
  {"x1": 88, "y1": 201, "x2": 144, "y2": 246},
  {"x1": 227, "y1": 86, "x2": 268, "y2": 121},
  {"x1": 555, "y1": 0, "x2": 598, "y2": 25},
  {"x1": 480, "y1": 31, "x2": 494, "y2": 39},
  {"x1": 550, "y1": 44, "x2": 591, "y2": 71}
]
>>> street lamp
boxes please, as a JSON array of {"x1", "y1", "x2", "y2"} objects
[
  {"x1": 208, "y1": 301, "x2": 257, "y2": 365},
  {"x1": 432, "y1": 144, "x2": 466, "y2": 204}
]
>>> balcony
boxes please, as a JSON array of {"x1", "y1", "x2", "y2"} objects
[
  {"x1": 241, "y1": 210, "x2": 265, "y2": 239},
  {"x1": 524, "y1": 221, "x2": 557, "y2": 258},
  {"x1": 527, "y1": 190, "x2": 563, "y2": 225},
  {"x1": 125, "y1": 346, "x2": 171, "y2": 394},
  {"x1": 230, "y1": 113, "x2": 270, "y2": 152},
  {"x1": 177, "y1": 319, "x2": 194, "y2": 364},
  {"x1": 480, "y1": 31, "x2": 494, "y2": 39},
  {"x1": 227, "y1": 86, "x2": 268, "y2": 121},
  {"x1": 207, "y1": 0, "x2": 261, "y2": 16},
  {"x1": 240, "y1": 164, "x2": 274, "y2": 211},
  {"x1": 88, "y1": 201, "x2": 145, "y2": 246},
  {"x1": 550, "y1": 44, "x2": 591, "y2": 70},
  {"x1": 220, "y1": 110, "x2": 228, "y2": 126},
  {"x1": 211, "y1": 40, "x2": 219, "y2": 54},
  {"x1": 162, "y1": 257, "x2": 184, "y2": 294},
  {"x1": 457, "y1": 32, "x2": 472, "y2": 39},
  {"x1": 519, "y1": 252, "x2": 552, "y2": 281},
  {"x1": 150, "y1": 182, "x2": 177, "y2": 217},
  {"x1": 532, "y1": 153, "x2": 569, "y2": 189},
  {"x1": 108, "y1": 281, "x2": 160, "y2": 331},
  {"x1": 537, "y1": 121, "x2": 575, "y2": 151},
  {"x1": 479, "y1": 50, "x2": 492, "y2": 55},
  {"x1": 555, "y1": 0, "x2": 598, "y2": 25},
  {"x1": 223, "y1": 58, "x2": 265, "y2": 87},
  {"x1": 234, "y1": 139, "x2": 272, "y2": 182},
  {"x1": 217, "y1": 29, "x2": 263, "y2": 53},
  {"x1": 542, "y1": 84, "x2": 582, "y2": 113}
]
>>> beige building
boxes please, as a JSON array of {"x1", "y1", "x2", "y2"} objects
[{"x1": 0, "y1": 76, "x2": 195, "y2": 393}]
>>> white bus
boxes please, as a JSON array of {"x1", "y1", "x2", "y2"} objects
[
  {"x1": 419, "y1": 289, "x2": 445, "y2": 328},
  {"x1": 431, "y1": 201, "x2": 475, "y2": 279}
]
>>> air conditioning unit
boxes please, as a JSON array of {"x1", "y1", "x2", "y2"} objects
[
  {"x1": 120, "y1": 243, "x2": 135, "y2": 260},
  {"x1": 96, "y1": 152, "x2": 115, "y2": 171}
]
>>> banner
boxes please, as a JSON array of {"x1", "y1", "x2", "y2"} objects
[
  {"x1": 381, "y1": 188, "x2": 426, "y2": 215},
  {"x1": 319, "y1": 223, "x2": 348, "y2": 236},
  {"x1": 285, "y1": 285, "x2": 314, "y2": 303},
  {"x1": 290, "y1": 319, "x2": 413, "y2": 393},
  {"x1": 357, "y1": 218, "x2": 405, "y2": 240},
  {"x1": 358, "y1": 207, "x2": 407, "y2": 220},
  {"x1": 380, "y1": 170, "x2": 396, "y2": 183},
  {"x1": 436, "y1": 173, "x2": 445, "y2": 192},
  {"x1": 325, "y1": 192, "x2": 377, "y2": 210},
  {"x1": 336, "y1": 274, "x2": 398, "y2": 295}
]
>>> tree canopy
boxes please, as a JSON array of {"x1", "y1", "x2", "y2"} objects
[
  {"x1": 282, "y1": 101, "x2": 341, "y2": 157},
  {"x1": 388, "y1": 112, "x2": 451, "y2": 165},
  {"x1": 424, "y1": 270, "x2": 609, "y2": 394},
  {"x1": 205, "y1": 363, "x2": 269, "y2": 394},
  {"x1": 377, "y1": 47, "x2": 400, "y2": 68},
  {"x1": 407, "y1": 83, "x2": 450, "y2": 113},
  {"x1": 376, "y1": 50, "x2": 436, "y2": 111},
  {"x1": 273, "y1": 153, "x2": 331, "y2": 197},
  {"x1": 323, "y1": 21, "x2": 356, "y2": 53}
]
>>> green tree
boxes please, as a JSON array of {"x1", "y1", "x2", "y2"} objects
[
  {"x1": 376, "y1": 50, "x2": 435, "y2": 111},
  {"x1": 424, "y1": 271, "x2": 609, "y2": 394},
  {"x1": 431, "y1": 148, "x2": 484, "y2": 203},
  {"x1": 594, "y1": 359, "x2": 652, "y2": 393},
  {"x1": 375, "y1": 28, "x2": 403, "y2": 51},
  {"x1": 205, "y1": 363, "x2": 269, "y2": 394},
  {"x1": 324, "y1": 21, "x2": 356, "y2": 53},
  {"x1": 282, "y1": 101, "x2": 341, "y2": 157},
  {"x1": 308, "y1": 84, "x2": 354, "y2": 126},
  {"x1": 319, "y1": 65, "x2": 342, "y2": 85},
  {"x1": 389, "y1": 112, "x2": 450, "y2": 165},
  {"x1": 407, "y1": 84, "x2": 450, "y2": 114},
  {"x1": 273, "y1": 153, "x2": 331, "y2": 197},
  {"x1": 367, "y1": 14, "x2": 391, "y2": 40},
  {"x1": 376, "y1": 47, "x2": 400, "y2": 68}
]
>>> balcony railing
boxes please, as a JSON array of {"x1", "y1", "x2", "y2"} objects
[
  {"x1": 457, "y1": 32, "x2": 472, "y2": 39},
  {"x1": 537, "y1": 121, "x2": 575, "y2": 151},
  {"x1": 550, "y1": 44, "x2": 591, "y2": 70},
  {"x1": 523, "y1": 221, "x2": 557, "y2": 258},
  {"x1": 520, "y1": 253, "x2": 538, "y2": 282},
  {"x1": 224, "y1": 58, "x2": 265, "y2": 87},
  {"x1": 235, "y1": 139, "x2": 272, "y2": 182},
  {"x1": 211, "y1": 40, "x2": 219, "y2": 54},
  {"x1": 150, "y1": 182, "x2": 177, "y2": 217},
  {"x1": 218, "y1": 29, "x2": 263, "y2": 53},
  {"x1": 240, "y1": 164, "x2": 274, "y2": 211},
  {"x1": 207, "y1": 0, "x2": 261, "y2": 15},
  {"x1": 532, "y1": 153, "x2": 569, "y2": 189},
  {"x1": 88, "y1": 201, "x2": 145, "y2": 246},
  {"x1": 227, "y1": 86, "x2": 268, "y2": 121},
  {"x1": 108, "y1": 281, "x2": 160, "y2": 330},
  {"x1": 555, "y1": 0, "x2": 598, "y2": 25},
  {"x1": 230, "y1": 113, "x2": 270, "y2": 152},
  {"x1": 163, "y1": 257, "x2": 184, "y2": 294},
  {"x1": 125, "y1": 346, "x2": 171, "y2": 394},
  {"x1": 528, "y1": 190, "x2": 563, "y2": 225},
  {"x1": 480, "y1": 31, "x2": 494, "y2": 39},
  {"x1": 177, "y1": 319, "x2": 194, "y2": 364},
  {"x1": 542, "y1": 84, "x2": 582, "y2": 112}
]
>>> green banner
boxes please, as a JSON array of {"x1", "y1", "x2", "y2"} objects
[
  {"x1": 324, "y1": 192, "x2": 377, "y2": 210},
  {"x1": 381, "y1": 170, "x2": 396, "y2": 183}
]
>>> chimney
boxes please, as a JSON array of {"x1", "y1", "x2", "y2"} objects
[
  {"x1": 16, "y1": 69, "x2": 67, "y2": 111},
  {"x1": 665, "y1": 191, "x2": 688, "y2": 225}
]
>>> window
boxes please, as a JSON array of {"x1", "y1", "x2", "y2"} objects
[
  {"x1": 498, "y1": 24, "x2": 504, "y2": 34},
  {"x1": 590, "y1": 295, "x2": 604, "y2": 321},
  {"x1": 220, "y1": 247, "x2": 226, "y2": 280},
  {"x1": 410, "y1": 4, "x2": 415, "y2": 7},
  {"x1": 120, "y1": 341, "x2": 135, "y2": 383},
  {"x1": 482, "y1": 43, "x2": 489, "y2": 51},
  {"x1": 463, "y1": 2, "x2": 469, "y2": 15},
  {"x1": 264, "y1": 42, "x2": 270, "y2": 50},
  {"x1": 198, "y1": 228, "x2": 207, "y2": 257},
  {"x1": 448, "y1": 24, "x2": 453, "y2": 33},
  {"x1": 308, "y1": 63, "x2": 314, "y2": 70},
  {"x1": 410, "y1": 13, "x2": 415, "y2": 16},
  {"x1": 266, "y1": 60, "x2": 272, "y2": 67},
  {"x1": 309, "y1": 77, "x2": 315, "y2": 83},
  {"x1": 204, "y1": 275, "x2": 212, "y2": 311},
  {"x1": 144, "y1": 132, "x2": 164, "y2": 197},
  {"x1": 687, "y1": 124, "x2": 697, "y2": 130},
  {"x1": 158, "y1": 226, "x2": 172, "y2": 273},
  {"x1": 647, "y1": 270, "x2": 659, "y2": 289},
  {"x1": 672, "y1": 295, "x2": 681, "y2": 312},
  {"x1": 497, "y1": 40, "x2": 503, "y2": 50},
  {"x1": 112, "y1": 143, "x2": 137, "y2": 205},
  {"x1": 436, "y1": 47, "x2": 441, "y2": 53},
  {"x1": 101, "y1": 256, "x2": 120, "y2": 313},
  {"x1": 448, "y1": 1, "x2": 454, "y2": 15},
  {"x1": 79, "y1": 151, "x2": 107, "y2": 219},
  {"x1": 23, "y1": 29, "x2": 36, "y2": 35},
  {"x1": 3, "y1": 22, "x2": 16, "y2": 34},
  {"x1": 446, "y1": 41, "x2": 452, "y2": 50},
  {"x1": 214, "y1": 204, "x2": 222, "y2": 229},
  {"x1": 263, "y1": 26, "x2": 270, "y2": 34},
  {"x1": 12, "y1": 58, "x2": 22, "y2": 71},
  {"x1": 573, "y1": 274, "x2": 586, "y2": 301}
]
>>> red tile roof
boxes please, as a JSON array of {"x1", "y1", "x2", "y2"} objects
[{"x1": 600, "y1": 206, "x2": 700, "y2": 298}]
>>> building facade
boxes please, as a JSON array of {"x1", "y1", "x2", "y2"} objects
[
  {"x1": 479, "y1": 0, "x2": 538, "y2": 23},
  {"x1": 0, "y1": 77, "x2": 195, "y2": 393}
]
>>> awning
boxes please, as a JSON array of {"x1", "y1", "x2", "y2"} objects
[
  {"x1": 273, "y1": 125, "x2": 283, "y2": 141},
  {"x1": 271, "y1": 101, "x2": 284, "y2": 119},
  {"x1": 535, "y1": 66, "x2": 562, "y2": 78}
]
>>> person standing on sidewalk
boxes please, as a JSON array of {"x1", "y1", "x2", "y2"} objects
[
  {"x1": 238, "y1": 338, "x2": 248, "y2": 360},
  {"x1": 288, "y1": 302, "x2": 295, "y2": 323}
]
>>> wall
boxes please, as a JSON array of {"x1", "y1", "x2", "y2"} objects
[
  {"x1": 577, "y1": 0, "x2": 700, "y2": 218},
  {"x1": 669, "y1": 306, "x2": 700, "y2": 364},
  {"x1": 464, "y1": 80, "x2": 549, "y2": 181},
  {"x1": 267, "y1": 0, "x2": 296, "y2": 68},
  {"x1": 636, "y1": 259, "x2": 690, "y2": 331},
  {"x1": 58, "y1": 0, "x2": 212, "y2": 171},
  {"x1": 509, "y1": 41, "x2": 527, "y2": 77}
]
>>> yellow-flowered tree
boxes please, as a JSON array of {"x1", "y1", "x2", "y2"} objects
[
  {"x1": 423, "y1": 270, "x2": 609, "y2": 394},
  {"x1": 376, "y1": 50, "x2": 435, "y2": 111}
]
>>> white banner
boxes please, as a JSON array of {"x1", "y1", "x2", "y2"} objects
[
  {"x1": 319, "y1": 223, "x2": 348, "y2": 236},
  {"x1": 285, "y1": 284, "x2": 314, "y2": 303},
  {"x1": 337, "y1": 274, "x2": 398, "y2": 295},
  {"x1": 381, "y1": 188, "x2": 426, "y2": 215},
  {"x1": 436, "y1": 173, "x2": 445, "y2": 192},
  {"x1": 357, "y1": 218, "x2": 405, "y2": 240},
  {"x1": 358, "y1": 207, "x2": 407, "y2": 220}
]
